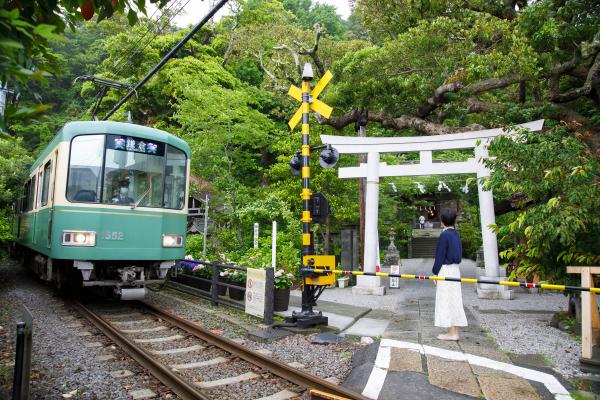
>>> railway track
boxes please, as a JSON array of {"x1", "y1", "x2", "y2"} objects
[{"x1": 73, "y1": 300, "x2": 367, "y2": 400}]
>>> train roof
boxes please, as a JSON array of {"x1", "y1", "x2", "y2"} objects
[{"x1": 30, "y1": 121, "x2": 191, "y2": 173}]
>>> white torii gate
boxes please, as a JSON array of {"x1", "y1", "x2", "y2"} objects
[{"x1": 321, "y1": 119, "x2": 544, "y2": 298}]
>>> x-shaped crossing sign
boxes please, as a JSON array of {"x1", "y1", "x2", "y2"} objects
[{"x1": 287, "y1": 70, "x2": 333, "y2": 130}]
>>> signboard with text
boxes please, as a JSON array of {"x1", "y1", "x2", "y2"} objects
[
  {"x1": 245, "y1": 268, "x2": 266, "y2": 318},
  {"x1": 390, "y1": 265, "x2": 400, "y2": 288}
]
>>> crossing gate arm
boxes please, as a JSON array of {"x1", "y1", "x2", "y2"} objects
[{"x1": 300, "y1": 268, "x2": 600, "y2": 294}]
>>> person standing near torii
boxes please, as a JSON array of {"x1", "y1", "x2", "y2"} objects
[{"x1": 431, "y1": 208, "x2": 468, "y2": 340}]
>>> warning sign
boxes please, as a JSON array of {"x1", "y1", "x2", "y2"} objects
[
  {"x1": 245, "y1": 268, "x2": 266, "y2": 318},
  {"x1": 390, "y1": 265, "x2": 400, "y2": 288}
]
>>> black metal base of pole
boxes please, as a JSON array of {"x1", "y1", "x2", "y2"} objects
[
  {"x1": 284, "y1": 282, "x2": 328, "y2": 328},
  {"x1": 285, "y1": 311, "x2": 328, "y2": 329}
]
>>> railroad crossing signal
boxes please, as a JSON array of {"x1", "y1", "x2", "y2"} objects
[
  {"x1": 284, "y1": 63, "x2": 335, "y2": 329},
  {"x1": 287, "y1": 70, "x2": 333, "y2": 130}
]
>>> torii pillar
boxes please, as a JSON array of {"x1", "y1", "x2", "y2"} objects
[{"x1": 354, "y1": 151, "x2": 385, "y2": 295}]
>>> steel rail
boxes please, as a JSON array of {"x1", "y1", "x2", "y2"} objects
[
  {"x1": 72, "y1": 301, "x2": 209, "y2": 400},
  {"x1": 139, "y1": 301, "x2": 370, "y2": 400}
]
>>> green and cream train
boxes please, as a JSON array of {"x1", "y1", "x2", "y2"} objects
[{"x1": 13, "y1": 121, "x2": 190, "y2": 299}]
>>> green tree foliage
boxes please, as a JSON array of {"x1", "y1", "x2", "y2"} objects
[
  {"x1": 0, "y1": 137, "x2": 32, "y2": 243},
  {"x1": 0, "y1": 0, "x2": 168, "y2": 131},
  {"x1": 487, "y1": 123, "x2": 600, "y2": 281},
  {"x1": 2, "y1": 0, "x2": 598, "y2": 284}
]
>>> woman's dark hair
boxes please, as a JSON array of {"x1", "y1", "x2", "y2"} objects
[{"x1": 440, "y1": 208, "x2": 457, "y2": 226}]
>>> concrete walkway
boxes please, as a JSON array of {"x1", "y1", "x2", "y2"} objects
[{"x1": 281, "y1": 264, "x2": 575, "y2": 400}]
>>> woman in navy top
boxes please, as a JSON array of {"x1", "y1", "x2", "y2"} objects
[{"x1": 432, "y1": 208, "x2": 467, "y2": 340}]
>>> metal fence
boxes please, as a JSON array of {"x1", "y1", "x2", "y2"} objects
[{"x1": 170, "y1": 261, "x2": 274, "y2": 325}]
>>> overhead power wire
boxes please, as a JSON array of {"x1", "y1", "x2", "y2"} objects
[
  {"x1": 77, "y1": 0, "x2": 188, "y2": 119},
  {"x1": 108, "y1": 2, "x2": 163, "y2": 71},
  {"x1": 110, "y1": 0, "x2": 186, "y2": 77},
  {"x1": 102, "y1": 0, "x2": 230, "y2": 120}
]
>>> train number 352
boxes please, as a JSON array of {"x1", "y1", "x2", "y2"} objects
[{"x1": 104, "y1": 231, "x2": 124, "y2": 240}]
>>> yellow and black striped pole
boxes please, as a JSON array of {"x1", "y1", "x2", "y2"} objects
[
  {"x1": 301, "y1": 77, "x2": 312, "y2": 258},
  {"x1": 286, "y1": 64, "x2": 334, "y2": 327},
  {"x1": 301, "y1": 268, "x2": 600, "y2": 293}
]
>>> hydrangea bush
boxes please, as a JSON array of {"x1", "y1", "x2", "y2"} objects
[{"x1": 274, "y1": 269, "x2": 295, "y2": 289}]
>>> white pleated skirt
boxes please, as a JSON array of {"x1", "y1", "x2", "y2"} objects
[{"x1": 434, "y1": 264, "x2": 468, "y2": 328}]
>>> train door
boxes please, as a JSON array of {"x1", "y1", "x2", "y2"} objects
[
  {"x1": 47, "y1": 150, "x2": 58, "y2": 248},
  {"x1": 32, "y1": 168, "x2": 43, "y2": 245}
]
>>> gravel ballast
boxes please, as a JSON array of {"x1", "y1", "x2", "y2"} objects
[
  {"x1": 1, "y1": 260, "x2": 365, "y2": 399},
  {"x1": 0, "y1": 260, "x2": 174, "y2": 399}
]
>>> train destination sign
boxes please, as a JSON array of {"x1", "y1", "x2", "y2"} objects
[{"x1": 107, "y1": 134, "x2": 165, "y2": 156}]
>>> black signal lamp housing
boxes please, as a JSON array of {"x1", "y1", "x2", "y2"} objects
[
  {"x1": 289, "y1": 151, "x2": 302, "y2": 175},
  {"x1": 319, "y1": 145, "x2": 339, "y2": 169}
]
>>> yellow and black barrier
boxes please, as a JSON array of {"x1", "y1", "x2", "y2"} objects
[{"x1": 300, "y1": 268, "x2": 600, "y2": 294}]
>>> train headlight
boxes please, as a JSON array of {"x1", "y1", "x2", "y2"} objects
[
  {"x1": 62, "y1": 230, "x2": 96, "y2": 246},
  {"x1": 162, "y1": 234, "x2": 183, "y2": 248}
]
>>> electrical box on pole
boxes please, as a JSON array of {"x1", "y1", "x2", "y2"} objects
[{"x1": 310, "y1": 192, "x2": 329, "y2": 223}]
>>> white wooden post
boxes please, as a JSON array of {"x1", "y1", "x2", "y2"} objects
[{"x1": 271, "y1": 221, "x2": 277, "y2": 269}]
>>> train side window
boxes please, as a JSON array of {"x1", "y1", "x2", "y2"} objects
[
  {"x1": 41, "y1": 161, "x2": 51, "y2": 206},
  {"x1": 28, "y1": 175, "x2": 36, "y2": 211},
  {"x1": 164, "y1": 145, "x2": 187, "y2": 209},
  {"x1": 22, "y1": 181, "x2": 29, "y2": 212},
  {"x1": 67, "y1": 135, "x2": 104, "y2": 203},
  {"x1": 36, "y1": 171, "x2": 43, "y2": 209}
]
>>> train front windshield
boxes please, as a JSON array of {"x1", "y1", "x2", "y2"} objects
[{"x1": 67, "y1": 134, "x2": 187, "y2": 209}]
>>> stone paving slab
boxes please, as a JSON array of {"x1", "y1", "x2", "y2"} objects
[
  {"x1": 426, "y1": 355, "x2": 481, "y2": 398},
  {"x1": 471, "y1": 365, "x2": 519, "y2": 379},
  {"x1": 343, "y1": 317, "x2": 390, "y2": 337},
  {"x1": 389, "y1": 348, "x2": 423, "y2": 372},
  {"x1": 478, "y1": 376, "x2": 541, "y2": 400},
  {"x1": 386, "y1": 319, "x2": 419, "y2": 332},
  {"x1": 379, "y1": 371, "x2": 478, "y2": 400},
  {"x1": 383, "y1": 330, "x2": 420, "y2": 342},
  {"x1": 422, "y1": 339, "x2": 462, "y2": 352},
  {"x1": 458, "y1": 341, "x2": 512, "y2": 363}
]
